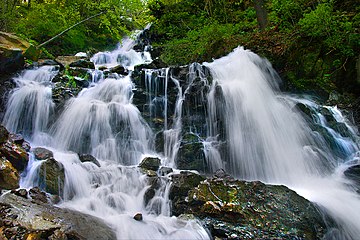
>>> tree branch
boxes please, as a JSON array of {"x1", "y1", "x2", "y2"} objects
[{"x1": 37, "y1": 10, "x2": 107, "y2": 48}]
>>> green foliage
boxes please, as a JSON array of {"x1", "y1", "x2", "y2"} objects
[
  {"x1": 149, "y1": 0, "x2": 360, "y2": 94},
  {"x1": 161, "y1": 22, "x2": 241, "y2": 64},
  {"x1": 3, "y1": 0, "x2": 151, "y2": 55}
]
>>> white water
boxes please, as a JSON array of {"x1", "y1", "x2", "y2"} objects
[
  {"x1": 3, "y1": 65, "x2": 57, "y2": 140},
  {"x1": 205, "y1": 47, "x2": 360, "y2": 239},
  {"x1": 4, "y1": 38, "x2": 210, "y2": 239},
  {"x1": 4, "y1": 39, "x2": 360, "y2": 239}
]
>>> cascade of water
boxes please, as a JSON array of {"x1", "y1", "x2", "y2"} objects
[
  {"x1": 2, "y1": 36, "x2": 210, "y2": 239},
  {"x1": 204, "y1": 46, "x2": 360, "y2": 238},
  {"x1": 52, "y1": 74, "x2": 153, "y2": 164},
  {"x1": 91, "y1": 37, "x2": 152, "y2": 70},
  {"x1": 163, "y1": 63, "x2": 205, "y2": 167},
  {"x1": 3, "y1": 66, "x2": 57, "y2": 142},
  {"x1": 144, "y1": 68, "x2": 169, "y2": 127}
]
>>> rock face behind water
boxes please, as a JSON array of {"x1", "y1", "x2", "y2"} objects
[
  {"x1": 170, "y1": 172, "x2": 327, "y2": 239},
  {"x1": 0, "y1": 190, "x2": 116, "y2": 240}
]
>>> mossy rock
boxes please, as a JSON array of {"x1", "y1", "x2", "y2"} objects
[
  {"x1": 183, "y1": 178, "x2": 327, "y2": 239},
  {"x1": 139, "y1": 157, "x2": 161, "y2": 171},
  {"x1": 39, "y1": 158, "x2": 65, "y2": 196}
]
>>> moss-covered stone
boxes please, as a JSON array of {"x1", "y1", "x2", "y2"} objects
[
  {"x1": 139, "y1": 157, "x2": 161, "y2": 171},
  {"x1": 178, "y1": 177, "x2": 327, "y2": 239},
  {"x1": 39, "y1": 158, "x2": 65, "y2": 196}
]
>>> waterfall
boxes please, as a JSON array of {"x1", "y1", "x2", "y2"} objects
[
  {"x1": 3, "y1": 37, "x2": 360, "y2": 238},
  {"x1": 205, "y1": 46, "x2": 360, "y2": 238},
  {"x1": 3, "y1": 65, "x2": 57, "y2": 141}
]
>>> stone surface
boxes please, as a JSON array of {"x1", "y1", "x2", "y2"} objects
[
  {"x1": 109, "y1": 64, "x2": 127, "y2": 75},
  {"x1": 0, "y1": 125, "x2": 9, "y2": 144},
  {"x1": 0, "y1": 157, "x2": 19, "y2": 190},
  {"x1": 69, "y1": 59, "x2": 95, "y2": 69},
  {"x1": 169, "y1": 171, "x2": 205, "y2": 216},
  {"x1": 0, "y1": 191, "x2": 116, "y2": 240},
  {"x1": 78, "y1": 154, "x2": 100, "y2": 167},
  {"x1": 133, "y1": 213, "x2": 143, "y2": 221},
  {"x1": 39, "y1": 158, "x2": 65, "y2": 196},
  {"x1": 33, "y1": 147, "x2": 54, "y2": 160},
  {"x1": 171, "y1": 175, "x2": 328, "y2": 239},
  {"x1": 0, "y1": 31, "x2": 29, "y2": 74},
  {"x1": 139, "y1": 157, "x2": 161, "y2": 171},
  {"x1": 0, "y1": 139, "x2": 29, "y2": 172}
]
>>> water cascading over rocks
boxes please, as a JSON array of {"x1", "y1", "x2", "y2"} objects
[{"x1": 2, "y1": 34, "x2": 360, "y2": 239}]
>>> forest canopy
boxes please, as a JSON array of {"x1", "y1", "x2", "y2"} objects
[{"x1": 0, "y1": 0, "x2": 151, "y2": 55}]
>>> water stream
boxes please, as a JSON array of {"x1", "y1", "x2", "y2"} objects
[{"x1": 3, "y1": 40, "x2": 360, "y2": 239}]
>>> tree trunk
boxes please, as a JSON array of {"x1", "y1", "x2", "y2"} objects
[{"x1": 253, "y1": 0, "x2": 268, "y2": 31}]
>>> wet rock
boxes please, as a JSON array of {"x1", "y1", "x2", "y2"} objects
[
  {"x1": 78, "y1": 154, "x2": 100, "y2": 167},
  {"x1": 133, "y1": 213, "x2": 143, "y2": 221},
  {"x1": 13, "y1": 188, "x2": 28, "y2": 198},
  {"x1": 55, "y1": 56, "x2": 83, "y2": 68},
  {"x1": 344, "y1": 164, "x2": 360, "y2": 190},
  {"x1": 33, "y1": 147, "x2": 54, "y2": 160},
  {"x1": 0, "y1": 32, "x2": 30, "y2": 74},
  {"x1": 0, "y1": 138, "x2": 28, "y2": 172},
  {"x1": 177, "y1": 139, "x2": 206, "y2": 172},
  {"x1": 0, "y1": 157, "x2": 19, "y2": 190},
  {"x1": 29, "y1": 187, "x2": 49, "y2": 203},
  {"x1": 69, "y1": 59, "x2": 95, "y2": 69},
  {"x1": 0, "y1": 191, "x2": 116, "y2": 239},
  {"x1": 52, "y1": 81, "x2": 82, "y2": 114},
  {"x1": 39, "y1": 158, "x2": 65, "y2": 196},
  {"x1": 38, "y1": 59, "x2": 63, "y2": 70},
  {"x1": 139, "y1": 157, "x2": 161, "y2": 171},
  {"x1": 159, "y1": 166, "x2": 173, "y2": 176},
  {"x1": 169, "y1": 171, "x2": 205, "y2": 216},
  {"x1": 109, "y1": 64, "x2": 127, "y2": 75},
  {"x1": 0, "y1": 125, "x2": 9, "y2": 143},
  {"x1": 144, "y1": 188, "x2": 156, "y2": 206},
  {"x1": 177, "y1": 177, "x2": 327, "y2": 239}
]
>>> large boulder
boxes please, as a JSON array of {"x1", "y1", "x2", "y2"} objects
[
  {"x1": 0, "y1": 157, "x2": 19, "y2": 190},
  {"x1": 169, "y1": 171, "x2": 205, "y2": 216},
  {"x1": 0, "y1": 31, "x2": 30, "y2": 74},
  {"x1": 173, "y1": 174, "x2": 328, "y2": 239},
  {"x1": 0, "y1": 190, "x2": 116, "y2": 239},
  {"x1": 38, "y1": 157, "x2": 65, "y2": 196}
]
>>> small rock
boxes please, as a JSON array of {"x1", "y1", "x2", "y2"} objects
[
  {"x1": 33, "y1": 147, "x2": 53, "y2": 160},
  {"x1": 0, "y1": 125, "x2": 9, "y2": 144},
  {"x1": 78, "y1": 154, "x2": 100, "y2": 167},
  {"x1": 133, "y1": 213, "x2": 143, "y2": 221},
  {"x1": 109, "y1": 65, "x2": 127, "y2": 75},
  {"x1": 29, "y1": 187, "x2": 48, "y2": 203},
  {"x1": 69, "y1": 59, "x2": 95, "y2": 69},
  {"x1": 13, "y1": 189, "x2": 27, "y2": 198},
  {"x1": 159, "y1": 166, "x2": 173, "y2": 176}
]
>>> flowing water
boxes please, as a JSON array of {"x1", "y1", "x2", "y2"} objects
[{"x1": 3, "y1": 39, "x2": 360, "y2": 239}]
